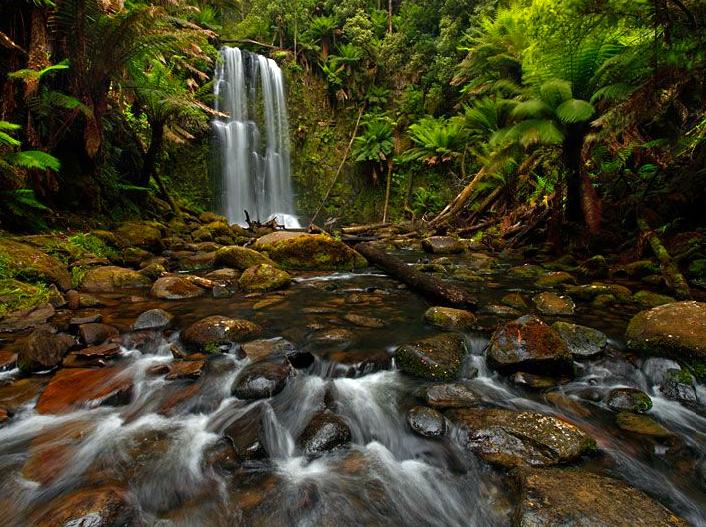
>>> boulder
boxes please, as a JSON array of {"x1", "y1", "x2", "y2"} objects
[
  {"x1": 423, "y1": 306, "x2": 476, "y2": 331},
  {"x1": 253, "y1": 232, "x2": 367, "y2": 271},
  {"x1": 406, "y1": 406, "x2": 446, "y2": 438},
  {"x1": 507, "y1": 264, "x2": 545, "y2": 279},
  {"x1": 181, "y1": 315, "x2": 262, "y2": 353},
  {"x1": 15, "y1": 328, "x2": 74, "y2": 373},
  {"x1": 566, "y1": 282, "x2": 632, "y2": 302},
  {"x1": 395, "y1": 333, "x2": 467, "y2": 380},
  {"x1": 205, "y1": 267, "x2": 241, "y2": 284},
  {"x1": 552, "y1": 321, "x2": 607, "y2": 359},
  {"x1": 231, "y1": 362, "x2": 292, "y2": 400},
  {"x1": 166, "y1": 360, "x2": 205, "y2": 380},
  {"x1": 421, "y1": 236, "x2": 464, "y2": 254},
  {"x1": 79, "y1": 266, "x2": 151, "y2": 292},
  {"x1": 535, "y1": 271, "x2": 577, "y2": 288},
  {"x1": 616, "y1": 412, "x2": 672, "y2": 438},
  {"x1": 0, "y1": 239, "x2": 71, "y2": 290},
  {"x1": 423, "y1": 382, "x2": 480, "y2": 409},
  {"x1": 241, "y1": 337, "x2": 298, "y2": 364},
  {"x1": 500, "y1": 293, "x2": 528, "y2": 310},
  {"x1": 446, "y1": 408, "x2": 595, "y2": 468},
  {"x1": 626, "y1": 301, "x2": 706, "y2": 359},
  {"x1": 533, "y1": 291, "x2": 575, "y2": 315},
  {"x1": 223, "y1": 405, "x2": 269, "y2": 460},
  {"x1": 238, "y1": 264, "x2": 291, "y2": 293},
  {"x1": 606, "y1": 387, "x2": 652, "y2": 413},
  {"x1": 486, "y1": 315, "x2": 573, "y2": 375},
  {"x1": 515, "y1": 468, "x2": 688, "y2": 527},
  {"x1": 35, "y1": 368, "x2": 134, "y2": 414},
  {"x1": 214, "y1": 246, "x2": 274, "y2": 270},
  {"x1": 150, "y1": 275, "x2": 205, "y2": 300},
  {"x1": 115, "y1": 221, "x2": 162, "y2": 250},
  {"x1": 133, "y1": 308, "x2": 174, "y2": 330},
  {"x1": 633, "y1": 290, "x2": 675, "y2": 308},
  {"x1": 297, "y1": 411, "x2": 351, "y2": 456},
  {"x1": 79, "y1": 323, "x2": 118, "y2": 345},
  {"x1": 659, "y1": 369, "x2": 698, "y2": 407},
  {"x1": 138, "y1": 262, "x2": 166, "y2": 281}
]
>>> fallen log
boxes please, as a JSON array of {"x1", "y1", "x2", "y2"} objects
[
  {"x1": 637, "y1": 217, "x2": 691, "y2": 300},
  {"x1": 354, "y1": 242, "x2": 477, "y2": 309},
  {"x1": 341, "y1": 222, "x2": 391, "y2": 235}
]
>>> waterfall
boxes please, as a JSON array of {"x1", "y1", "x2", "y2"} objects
[{"x1": 213, "y1": 47, "x2": 300, "y2": 228}]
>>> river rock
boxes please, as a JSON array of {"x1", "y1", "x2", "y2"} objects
[
  {"x1": 79, "y1": 322, "x2": 119, "y2": 345},
  {"x1": 486, "y1": 315, "x2": 573, "y2": 375},
  {"x1": 115, "y1": 221, "x2": 162, "y2": 250},
  {"x1": 238, "y1": 264, "x2": 291, "y2": 293},
  {"x1": 606, "y1": 387, "x2": 652, "y2": 413},
  {"x1": 566, "y1": 282, "x2": 632, "y2": 302},
  {"x1": 626, "y1": 301, "x2": 706, "y2": 359},
  {"x1": 214, "y1": 246, "x2": 274, "y2": 270},
  {"x1": 507, "y1": 264, "x2": 545, "y2": 279},
  {"x1": 205, "y1": 267, "x2": 241, "y2": 284},
  {"x1": 223, "y1": 405, "x2": 269, "y2": 460},
  {"x1": 446, "y1": 408, "x2": 595, "y2": 468},
  {"x1": 421, "y1": 236, "x2": 464, "y2": 254},
  {"x1": 551, "y1": 321, "x2": 607, "y2": 359},
  {"x1": 423, "y1": 306, "x2": 476, "y2": 331},
  {"x1": 253, "y1": 232, "x2": 367, "y2": 271},
  {"x1": 150, "y1": 275, "x2": 205, "y2": 300},
  {"x1": 515, "y1": 468, "x2": 689, "y2": 527},
  {"x1": 0, "y1": 349, "x2": 17, "y2": 371},
  {"x1": 535, "y1": 271, "x2": 577, "y2": 288},
  {"x1": 0, "y1": 239, "x2": 71, "y2": 290},
  {"x1": 424, "y1": 382, "x2": 480, "y2": 408},
  {"x1": 36, "y1": 367, "x2": 134, "y2": 414},
  {"x1": 297, "y1": 411, "x2": 351, "y2": 456},
  {"x1": 166, "y1": 360, "x2": 205, "y2": 380},
  {"x1": 133, "y1": 308, "x2": 174, "y2": 330},
  {"x1": 231, "y1": 362, "x2": 292, "y2": 400},
  {"x1": 80, "y1": 265, "x2": 151, "y2": 292},
  {"x1": 616, "y1": 412, "x2": 672, "y2": 438},
  {"x1": 533, "y1": 291, "x2": 575, "y2": 315},
  {"x1": 500, "y1": 293, "x2": 527, "y2": 310},
  {"x1": 633, "y1": 290, "x2": 675, "y2": 308},
  {"x1": 0, "y1": 303, "x2": 56, "y2": 332},
  {"x1": 138, "y1": 262, "x2": 166, "y2": 280},
  {"x1": 510, "y1": 371, "x2": 560, "y2": 390},
  {"x1": 15, "y1": 328, "x2": 75, "y2": 373},
  {"x1": 395, "y1": 333, "x2": 467, "y2": 381},
  {"x1": 406, "y1": 406, "x2": 446, "y2": 438},
  {"x1": 342, "y1": 313, "x2": 388, "y2": 328},
  {"x1": 181, "y1": 315, "x2": 262, "y2": 353},
  {"x1": 659, "y1": 369, "x2": 698, "y2": 407}
]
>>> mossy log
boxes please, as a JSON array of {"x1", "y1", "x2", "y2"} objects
[
  {"x1": 354, "y1": 242, "x2": 477, "y2": 309},
  {"x1": 637, "y1": 217, "x2": 691, "y2": 300}
]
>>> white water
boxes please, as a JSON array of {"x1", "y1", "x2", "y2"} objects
[{"x1": 213, "y1": 47, "x2": 300, "y2": 228}]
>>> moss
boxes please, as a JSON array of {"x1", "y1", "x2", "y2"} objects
[
  {"x1": 67, "y1": 233, "x2": 116, "y2": 259},
  {"x1": 71, "y1": 266, "x2": 88, "y2": 289},
  {"x1": 666, "y1": 368, "x2": 694, "y2": 385},
  {"x1": 0, "y1": 279, "x2": 52, "y2": 316},
  {"x1": 691, "y1": 361, "x2": 706, "y2": 383}
]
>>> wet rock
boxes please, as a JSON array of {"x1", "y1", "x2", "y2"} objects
[
  {"x1": 0, "y1": 239, "x2": 71, "y2": 290},
  {"x1": 241, "y1": 337, "x2": 297, "y2": 363},
  {"x1": 414, "y1": 262, "x2": 446, "y2": 273},
  {"x1": 133, "y1": 308, "x2": 174, "y2": 330},
  {"x1": 231, "y1": 362, "x2": 292, "y2": 400},
  {"x1": 626, "y1": 301, "x2": 706, "y2": 359},
  {"x1": 616, "y1": 412, "x2": 672, "y2": 438},
  {"x1": 205, "y1": 267, "x2": 241, "y2": 284},
  {"x1": 510, "y1": 371, "x2": 559, "y2": 391},
  {"x1": 36, "y1": 367, "x2": 134, "y2": 414},
  {"x1": 406, "y1": 406, "x2": 446, "y2": 438},
  {"x1": 253, "y1": 231, "x2": 367, "y2": 271},
  {"x1": 223, "y1": 405, "x2": 269, "y2": 460},
  {"x1": 0, "y1": 349, "x2": 17, "y2": 370},
  {"x1": 214, "y1": 245, "x2": 274, "y2": 270},
  {"x1": 138, "y1": 261, "x2": 166, "y2": 280},
  {"x1": 500, "y1": 293, "x2": 527, "y2": 310},
  {"x1": 606, "y1": 387, "x2": 652, "y2": 413},
  {"x1": 659, "y1": 369, "x2": 698, "y2": 406},
  {"x1": 182, "y1": 315, "x2": 262, "y2": 353},
  {"x1": 238, "y1": 264, "x2": 291, "y2": 293},
  {"x1": 551, "y1": 321, "x2": 607, "y2": 359},
  {"x1": 578, "y1": 254, "x2": 609, "y2": 278},
  {"x1": 633, "y1": 290, "x2": 675, "y2": 308},
  {"x1": 212, "y1": 283, "x2": 232, "y2": 298},
  {"x1": 421, "y1": 236, "x2": 464, "y2": 254},
  {"x1": 446, "y1": 408, "x2": 595, "y2": 468},
  {"x1": 78, "y1": 293, "x2": 105, "y2": 308},
  {"x1": 166, "y1": 360, "x2": 205, "y2": 380},
  {"x1": 151, "y1": 275, "x2": 206, "y2": 300},
  {"x1": 297, "y1": 411, "x2": 352, "y2": 456},
  {"x1": 535, "y1": 271, "x2": 576, "y2": 288},
  {"x1": 515, "y1": 468, "x2": 689, "y2": 527},
  {"x1": 0, "y1": 407, "x2": 7, "y2": 423},
  {"x1": 423, "y1": 306, "x2": 476, "y2": 331},
  {"x1": 395, "y1": 333, "x2": 467, "y2": 381},
  {"x1": 0, "y1": 377, "x2": 48, "y2": 412},
  {"x1": 566, "y1": 282, "x2": 632, "y2": 302},
  {"x1": 80, "y1": 265, "x2": 151, "y2": 292},
  {"x1": 70, "y1": 313, "x2": 102, "y2": 325},
  {"x1": 320, "y1": 349, "x2": 391, "y2": 376},
  {"x1": 342, "y1": 313, "x2": 388, "y2": 328},
  {"x1": 63, "y1": 342, "x2": 122, "y2": 367},
  {"x1": 120, "y1": 246, "x2": 152, "y2": 267},
  {"x1": 507, "y1": 264, "x2": 545, "y2": 280},
  {"x1": 533, "y1": 291, "x2": 575, "y2": 315},
  {"x1": 309, "y1": 328, "x2": 354, "y2": 347},
  {"x1": 481, "y1": 304, "x2": 522, "y2": 317},
  {"x1": 486, "y1": 315, "x2": 573, "y2": 376},
  {"x1": 424, "y1": 382, "x2": 480, "y2": 409},
  {"x1": 545, "y1": 392, "x2": 591, "y2": 417},
  {"x1": 15, "y1": 328, "x2": 74, "y2": 373},
  {"x1": 116, "y1": 220, "x2": 162, "y2": 250},
  {"x1": 79, "y1": 322, "x2": 119, "y2": 345}
]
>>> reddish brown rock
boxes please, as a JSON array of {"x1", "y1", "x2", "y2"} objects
[
  {"x1": 36, "y1": 368, "x2": 134, "y2": 414},
  {"x1": 79, "y1": 323, "x2": 119, "y2": 345},
  {"x1": 28, "y1": 484, "x2": 135, "y2": 526},
  {"x1": 15, "y1": 328, "x2": 75, "y2": 373},
  {"x1": 166, "y1": 360, "x2": 205, "y2": 380}
]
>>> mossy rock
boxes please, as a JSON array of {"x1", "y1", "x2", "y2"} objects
[
  {"x1": 0, "y1": 239, "x2": 71, "y2": 290},
  {"x1": 181, "y1": 315, "x2": 262, "y2": 352},
  {"x1": 533, "y1": 292, "x2": 575, "y2": 315},
  {"x1": 0, "y1": 279, "x2": 52, "y2": 316},
  {"x1": 606, "y1": 388, "x2": 652, "y2": 413},
  {"x1": 507, "y1": 264, "x2": 545, "y2": 280},
  {"x1": 150, "y1": 275, "x2": 205, "y2": 300},
  {"x1": 79, "y1": 266, "x2": 152, "y2": 292},
  {"x1": 395, "y1": 333, "x2": 467, "y2": 380},
  {"x1": 632, "y1": 290, "x2": 675, "y2": 308},
  {"x1": 687, "y1": 259, "x2": 706, "y2": 279},
  {"x1": 253, "y1": 232, "x2": 367, "y2": 271},
  {"x1": 214, "y1": 246, "x2": 275, "y2": 271},
  {"x1": 115, "y1": 221, "x2": 162, "y2": 250},
  {"x1": 615, "y1": 412, "x2": 671, "y2": 438},
  {"x1": 238, "y1": 264, "x2": 291, "y2": 293},
  {"x1": 535, "y1": 271, "x2": 577, "y2": 288},
  {"x1": 423, "y1": 306, "x2": 476, "y2": 331},
  {"x1": 552, "y1": 321, "x2": 607, "y2": 359},
  {"x1": 566, "y1": 282, "x2": 632, "y2": 302}
]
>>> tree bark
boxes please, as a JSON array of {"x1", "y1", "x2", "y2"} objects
[
  {"x1": 563, "y1": 129, "x2": 584, "y2": 224},
  {"x1": 637, "y1": 217, "x2": 691, "y2": 299},
  {"x1": 428, "y1": 168, "x2": 486, "y2": 226},
  {"x1": 382, "y1": 158, "x2": 393, "y2": 223},
  {"x1": 354, "y1": 242, "x2": 477, "y2": 309}
]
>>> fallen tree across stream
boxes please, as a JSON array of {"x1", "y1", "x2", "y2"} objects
[{"x1": 354, "y1": 242, "x2": 478, "y2": 309}]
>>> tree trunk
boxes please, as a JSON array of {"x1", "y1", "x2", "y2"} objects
[
  {"x1": 382, "y1": 158, "x2": 393, "y2": 223},
  {"x1": 143, "y1": 120, "x2": 164, "y2": 187},
  {"x1": 354, "y1": 242, "x2": 477, "y2": 309},
  {"x1": 429, "y1": 168, "x2": 486, "y2": 226},
  {"x1": 637, "y1": 217, "x2": 691, "y2": 299},
  {"x1": 563, "y1": 131, "x2": 584, "y2": 224}
]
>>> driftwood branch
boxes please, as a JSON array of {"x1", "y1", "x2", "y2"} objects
[
  {"x1": 354, "y1": 242, "x2": 477, "y2": 309},
  {"x1": 637, "y1": 217, "x2": 691, "y2": 299},
  {"x1": 429, "y1": 168, "x2": 486, "y2": 227}
]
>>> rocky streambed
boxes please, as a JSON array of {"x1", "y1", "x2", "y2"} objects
[{"x1": 0, "y1": 216, "x2": 705, "y2": 526}]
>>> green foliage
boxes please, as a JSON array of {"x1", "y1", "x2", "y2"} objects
[
  {"x1": 411, "y1": 187, "x2": 444, "y2": 216},
  {"x1": 403, "y1": 116, "x2": 467, "y2": 165},
  {"x1": 353, "y1": 118, "x2": 394, "y2": 162},
  {"x1": 67, "y1": 233, "x2": 116, "y2": 259}
]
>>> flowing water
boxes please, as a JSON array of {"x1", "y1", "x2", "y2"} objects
[
  {"x1": 0, "y1": 252, "x2": 705, "y2": 525},
  {"x1": 212, "y1": 47, "x2": 300, "y2": 228}
]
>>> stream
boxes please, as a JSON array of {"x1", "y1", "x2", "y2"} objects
[{"x1": 0, "y1": 249, "x2": 705, "y2": 526}]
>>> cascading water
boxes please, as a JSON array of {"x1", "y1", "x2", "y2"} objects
[{"x1": 213, "y1": 47, "x2": 300, "y2": 228}]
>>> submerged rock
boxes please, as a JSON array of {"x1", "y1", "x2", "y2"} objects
[
  {"x1": 214, "y1": 245, "x2": 275, "y2": 270},
  {"x1": 80, "y1": 265, "x2": 151, "y2": 292},
  {"x1": 552, "y1": 321, "x2": 607, "y2": 359},
  {"x1": 533, "y1": 291, "x2": 575, "y2": 315},
  {"x1": 486, "y1": 315, "x2": 573, "y2": 375},
  {"x1": 423, "y1": 306, "x2": 476, "y2": 331},
  {"x1": 395, "y1": 333, "x2": 467, "y2": 381},
  {"x1": 238, "y1": 263, "x2": 291, "y2": 293},
  {"x1": 133, "y1": 308, "x2": 174, "y2": 330},
  {"x1": 406, "y1": 406, "x2": 446, "y2": 438},
  {"x1": 151, "y1": 275, "x2": 205, "y2": 300},
  {"x1": 423, "y1": 382, "x2": 480, "y2": 409},
  {"x1": 626, "y1": 301, "x2": 706, "y2": 359},
  {"x1": 297, "y1": 411, "x2": 351, "y2": 456},
  {"x1": 181, "y1": 315, "x2": 262, "y2": 353},
  {"x1": 253, "y1": 232, "x2": 367, "y2": 271},
  {"x1": 231, "y1": 362, "x2": 292, "y2": 400},
  {"x1": 447, "y1": 408, "x2": 595, "y2": 468},
  {"x1": 515, "y1": 468, "x2": 689, "y2": 526},
  {"x1": 616, "y1": 412, "x2": 672, "y2": 438},
  {"x1": 509, "y1": 371, "x2": 560, "y2": 391},
  {"x1": 606, "y1": 387, "x2": 652, "y2": 413},
  {"x1": 15, "y1": 329, "x2": 74, "y2": 373},
  {"x1": 342, "y1": 313, "x2": 388, "y2": 328},
  {"x1": 421, "y1": 236, "x2": 464, "y2": 254}
]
